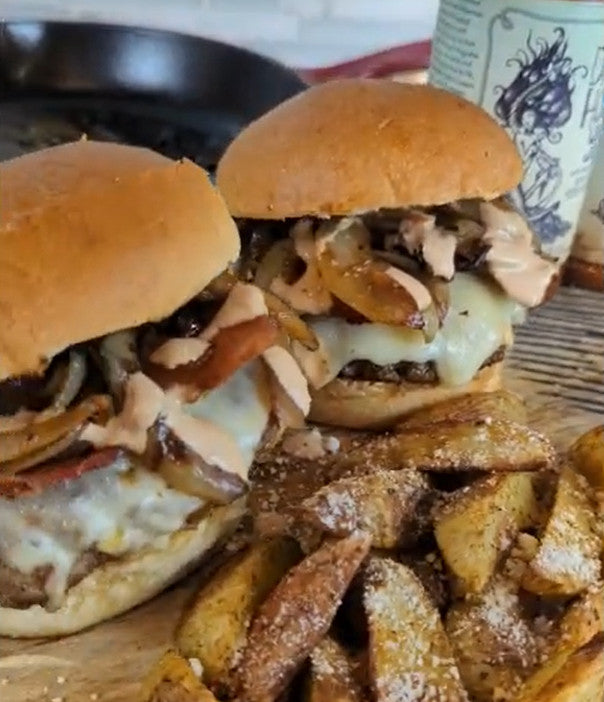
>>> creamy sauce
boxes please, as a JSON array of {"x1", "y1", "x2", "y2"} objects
[
  {"x1": 150, "y1": 338, "x2": 210, "y2": 368},
  {"x1": 384, "y1": 266, "x2": 432, "y2": 310},
  {"x1": 201, "y1": 282, "x2": 267, "y2": 341},
  {"x1": 0, "y1": 456, "x2": 201, "y2": 609},
  {"x1": 400, "y1": 211, "x2": 457, "y2": 280},
  {"x1": 295, "y1": 273, "x2": 522, "y2": 388},
  {"x1": 82, "y1": 372, "x2": 164, "y2": 454},
  {"x1": 422, "y1": 229, "x2": 457, "y2": 281},
  {"x1": 262, "y1": 345, "x2": 311, "y2": 416},
  {"x1": 481, "y1": 202, "x2": 557, "y2": 307}
]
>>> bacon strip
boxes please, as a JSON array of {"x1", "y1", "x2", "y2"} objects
[
  {"x1": 0, "y1": 448, "x2": 122, "y2": 498},
  {"x1": 147, "y1": 315, "x2": 278, "y2": 402}
]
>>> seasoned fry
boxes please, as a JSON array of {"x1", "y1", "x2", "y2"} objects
[
  {"x1": 176, "y1": 538, "x2": 300, "y2": 690},
  {"x1": 364, "y1": 557, "x2": 468, "y2": 701},
  {"x1": 523, "y1": 466, "x2": 601, "y2": 597},
  {"x1": 445, "y1": 577, "x2": 539, "y2": 702},
  {"x1": 434, "y1": 472, "x2": 538, "y2": 593},
  {"x1": 397, "y1": 390, "x2": 528, "y2": 430},
  {"x1": 569, "y1": 425, "x2": 604, "y2": 491},
  {"x1": 237, "y1": 532, "x2": 371, "y2": 702},
  {"x1": 306, "y1": 636, "x2": 364, "y2": 702},
  {"x1": 514, "y1": 634, "x2": 604, "y2": 702},
  {"x1": 293, "y1": 470, "x2": 430, "y2": 548},
  {"x1": 516, "y1": 585, "x2": 604, "y2": 698},
  {"x1": 140, "y1": 651, "x2": 218, "y2": 702},
  {"x1": 320, "y1": 420, "x2": 554, "y2": 474}
]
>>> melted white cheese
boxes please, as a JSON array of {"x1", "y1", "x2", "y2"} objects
[
  {"x1": 0, "y1": 456, "x2": 201, "y2": 610},
  {"x1": 296, "y1": 273, "x2": 523, "y2": 388},
  {"x1": 183, "y1": 360, "x2": 271, "y2": 470}
]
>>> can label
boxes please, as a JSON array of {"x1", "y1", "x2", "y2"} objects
[
  {"x1": 429, "y1": 0, "x2": 604, "y2": 260},
  {"x1": 575, "y1": 140, "x2": 604, "y2": 265}
]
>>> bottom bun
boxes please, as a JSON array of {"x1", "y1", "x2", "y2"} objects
[
  {"x1": 308, "y1": 363, "x2": 503, "y2": 430},
  {"x1": 0, "y1": 499, "x2": 245, "y2": 639}
]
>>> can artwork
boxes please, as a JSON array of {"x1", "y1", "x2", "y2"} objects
[{"x1": 429, "y1": 0, "x2": 604, "y2": 261}]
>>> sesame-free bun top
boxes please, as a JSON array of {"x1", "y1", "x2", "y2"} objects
[
  {"x1": 0, "y1": 140, "x2": 239, "y2": 380},
  {"x1": 217, "y1": 79, "x2": 523, "y2": 219}
]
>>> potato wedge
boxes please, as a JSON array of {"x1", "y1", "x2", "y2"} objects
[
  {"x1": 514, "y1": 634, "x2": 604, "y2": 702},
  {"x1": 310, "y1": 420, "x2": 555, "y2": 474},
  {"x1": 237, "y1": 532, "x2": 371, "y2": 702},
  {"x1": 364, "y1": 557, "x2": 468, "y2": 701},
  {"x1": 434, "y1": 472, "x2": 538, "y2": 593},
  {"x1": 569, "y1": 425, "x2": 604, "y2": 491},
  {"x1": 306, "y1": 636, "x2": 364, "y2": 702},
  {"x1": 519, "y1": 585, "x2": 604, "y2": 697},
  {"x1": 293, "y1": 470, "x2": 430, "y2": 548},
  {"x1": 523, "y1": 466, "x2": 601, "y2": 597},
  {"x1": 140, "y1": 651, "x2": 218, "y2": 702},
  {"x1": 397, "y1": 390, "x2": 528, "y2": 430},
  {"x1": 176, "y1": 538, "x2": 300, "y2": 690},
  {"x1": 249, "y1": 459, "x2": 329, "y2": 549},
  {"x1": 445, "y1": 577, "x2": 539, "y2": 702}
]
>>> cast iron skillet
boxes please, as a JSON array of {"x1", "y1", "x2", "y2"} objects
[{"x1": 0, "y1": 21, "x2": 306, "y2": 167}]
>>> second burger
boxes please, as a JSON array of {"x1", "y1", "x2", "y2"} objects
[{"x1": 217, "y1": 79, "x2": 558, "y2": 429}]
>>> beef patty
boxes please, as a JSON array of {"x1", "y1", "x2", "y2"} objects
[
  {"x1": 338, "y1": 346, "x2": 506, "y2": 385},
  {"x1": 0, "y1": 550, "x2": 109, "y2": 610}
]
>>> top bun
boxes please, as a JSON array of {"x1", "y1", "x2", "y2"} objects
[
  {"x1": 0, "y1": 140, "x2": 239, "y2": 380},
  {"x1": 217, "y1": 79, "x2": 523, "y2": 219}
]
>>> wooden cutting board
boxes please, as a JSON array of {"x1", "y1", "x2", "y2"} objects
[{"x1": 1, "y1": 287, "x2": 603, "y2": 702}]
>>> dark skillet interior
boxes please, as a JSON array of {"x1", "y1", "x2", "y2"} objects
[{"x1": 0, "y1": 21, "x2": 306, "y2": 168}]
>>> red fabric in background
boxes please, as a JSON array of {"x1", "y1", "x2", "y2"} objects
[{"x1": 297, "y1": 41, "x2": 431, "y2": 83}]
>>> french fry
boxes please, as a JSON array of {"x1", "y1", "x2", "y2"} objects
[
  {"x1": 569, "y1": 425, "x2": 604, "y2": 491},
  {"x1": 523, "y1": 466, "x2": 601, "y2": 597},
  {"x1": 434, "y1": 472, "x2": 538, "y2": 593},
  {"x1": 364, "y1": 557, "x2": 468, "y2": 701},
  {"x1": 176, "y1": 538, "x2": 300, "y2": 690},
  {"x1": 293, "y1": 470, "x2": 430, "y2": 548},
  {"x1": 396, "y1": 390, "x2": 528, "y2": 430},
  {"x1": 140, "y1": 650, "x2": 218, "y2": 702},
  {"x1": 516, "y1": 585, "x2": 604, "y2": 698},
  {"x1": 237, "y1": 532, "x2": 371, "y2": 702},
  {"x1": 445, "y1": 577, "x2": 539, "y2": 702},
  {"x1": 514, "y1": 634, "x2": 604, "y2": 702},
  {"x1": 303, "y1": 420, "x2": 555, "y2": 474},
  {"x1": 305, "y1": 636, "x2": 364, "y2": 702}
]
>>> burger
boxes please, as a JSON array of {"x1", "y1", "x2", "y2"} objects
[
  {"x1": 216, "y1": 80, "x2": 558, "y2": 430},
  {"x1": 0, "y1": 140, "x2": 310, "y2": 637}
]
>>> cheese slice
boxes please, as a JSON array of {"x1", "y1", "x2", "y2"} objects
[{"x1": 295, "y1": 273, "x2": 524, "y2": 388}]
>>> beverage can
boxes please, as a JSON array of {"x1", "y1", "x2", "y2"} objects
[
  {"x1": 429, "y1": 0, "x2": 604, "y2": 261},
  {"x1": 567, "y1": 139, "x2": 604, "y2": 289}
]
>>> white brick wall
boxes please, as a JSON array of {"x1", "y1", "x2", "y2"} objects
[{"x1": 0, "y1": 0, "x2": 438, "y2": 67}]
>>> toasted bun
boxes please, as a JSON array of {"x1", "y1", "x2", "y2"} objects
[
  {"x1": 309, "y1": 363, "x2": 503, "y2": 430},
  {"x1": 0, "y1": 140, "x2": 240, "y2": 381},
  {"x1": 217, "y1": 80, "x2": 522, "y2": 219},
  {"x1": 0, "y1": 499, "x2": 244, "y2": 638},
  {"x1": 564, "y1": 258, "x2": 604, "y2": 292}
]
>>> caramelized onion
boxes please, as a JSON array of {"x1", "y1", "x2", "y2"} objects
[
  {"x1": 48, "y1": 350, "x2": 87, "y2": 409},
  {"x1": 147, "y1": 316, "x2": 279, "y2": 403},
  {"x1": 0, "y1": 395, "x2": 111, "y2": 472},
  {"x1": 255, "y1": 239, "x2": 299, "y2": 290},
  {"x1": 157, "y1": 452, "x2": 247, "y2": 505},
  {"x1": 262, "y1": 290, "x2": 319, "y2": 351},
  {"x1": 316, "y1": 219, "x2": 430, "y2": 329},
  {"x1": 99, "y1": 330, "x2": 139, "y2": 402}
]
